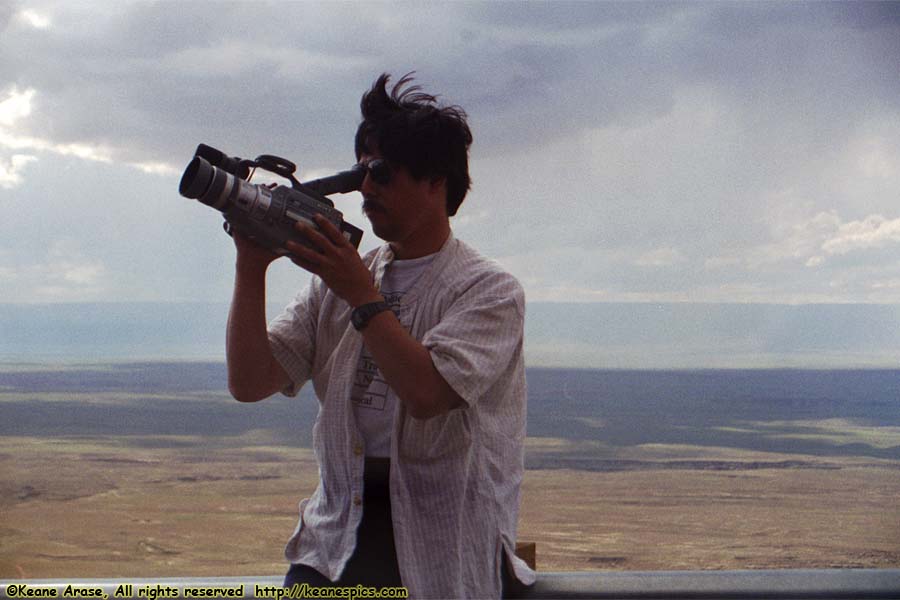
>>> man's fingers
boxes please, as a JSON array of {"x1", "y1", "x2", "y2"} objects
[
  {"x1": 286, "y1": 245, "x2": 322, "y2": 274},
  {"x1": 289, "y1": 256, "x2": 320, "y2": 274},
  {"x1": 285, "y1": 240, "x2": 323, "y2": 265},
  {"x1": 294, "y1": 221, "x2": 333, "y2": 252},
  {"x1": 313, "y1": 215, "x2": 348, "y2": 246}
]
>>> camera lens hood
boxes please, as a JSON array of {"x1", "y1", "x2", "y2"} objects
[{"x1": 179, "y1": 156, "x2": 215, "y2": 199}]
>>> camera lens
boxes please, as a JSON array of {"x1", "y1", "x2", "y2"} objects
[
  {"x1": 179, "y1": 156, "x2": 235, "y2": 211},
  {"x1": 179, "y1": 156, "x2": 213, "y2": 199}
]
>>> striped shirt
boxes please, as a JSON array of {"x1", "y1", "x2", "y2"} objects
[{"x1": 268, "y1": 233, "x2": 535, "y2": 598}]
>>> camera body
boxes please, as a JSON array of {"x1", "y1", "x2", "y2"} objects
[{"x1": 179, "y1": 144, "x2": 364, "y2": 254}]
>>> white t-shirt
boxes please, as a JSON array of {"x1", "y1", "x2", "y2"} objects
[{"x1": 350, "y1": 252, "x2": 437, "y2": 457}]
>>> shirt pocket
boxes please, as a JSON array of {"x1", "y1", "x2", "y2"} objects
[{"x1": 397, "y1": 408, "x2": 472, "y2": 463}]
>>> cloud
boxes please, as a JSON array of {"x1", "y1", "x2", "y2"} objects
[
  {"x1": 634, "y1": 247, "x2": 686, "y2": 268},
  {"x1": 0, "y1": 239, "x2": 108, "y2": 302},
  {"x1": 821, "y1": 215, "x2": 900, "y2": 256},
  {"x1": 17, "y1": 9, "x2": 51, "y2": 29},
  {"x1": 0, "y1": 85, "x2": 180, "y2": 187},
  {"x1": 0, "y1": 86, "x2": 115, "y2": 175},
  {"x1": 0, "y1": 86, "x2": 34, "y2": 126},
  {"x1": 736, "y1": 207, "x2": 900, "y2": 271},
  {"x1": 0, "y1": 86, "x2": 39, "y2": 188},
  {"x1": 0, "y1": 153, "x2": 36, "y2": 188}
]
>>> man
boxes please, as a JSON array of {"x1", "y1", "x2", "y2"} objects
[{"x1": 226, "y1": 73, "x2": 535, "y2": 598}]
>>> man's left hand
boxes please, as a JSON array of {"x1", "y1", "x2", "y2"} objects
[{"x1": 285, "y1": 215, "x2": 382, "y2": 308}]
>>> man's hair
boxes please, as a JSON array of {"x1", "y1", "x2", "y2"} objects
[{"x1": 355, "y1": 73, "x2": 473, "y2": 217}]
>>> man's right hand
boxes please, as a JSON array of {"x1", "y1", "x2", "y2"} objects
[
  {"x1": 233, "y1": 229, "x2": 281, "y2": 272},
  {"x1": 232, "y1": 182, "x2": 283, "y2": 272}
]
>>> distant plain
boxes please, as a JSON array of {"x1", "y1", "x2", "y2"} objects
[{"x1": 1, "y1": 363, "x2": 899, "y2": 577}]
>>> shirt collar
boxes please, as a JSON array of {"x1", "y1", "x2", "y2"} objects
[{"x1": 372, "y1": 231, "x2": 456, "y2": 292}]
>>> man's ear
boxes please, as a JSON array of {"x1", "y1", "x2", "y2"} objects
[{"x1": 428, "y1": 176, "x2": 449, "y2": 215}]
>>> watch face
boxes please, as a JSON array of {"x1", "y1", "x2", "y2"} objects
[
  {"x1": 352, "y1": 301, "x2": 388, "y2": 330},
  {"x1": 351, "y1": 309, "x2": 366, "y2": 330}
]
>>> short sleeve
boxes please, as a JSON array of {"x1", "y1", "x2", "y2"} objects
[
  {"x1": 422, "y1": 274, "x2": 525, "y2": 406},
  {"x1": 267, "y1": 278, "x2": 324, "y2": 396}
]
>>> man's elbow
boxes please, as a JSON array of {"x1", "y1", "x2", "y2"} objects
[
  {"x1": 407, "y1": 402, "x2": 441, "y2": 420},
  {"x1": 227, "y1": 359, "x2": 288, "y2": 403},
  {"x1": 228, "y1": 380, "x2": 269, "y2": 403},
  {"x1": 406, "y1": 387, "x2": 465, "y2": 420}
]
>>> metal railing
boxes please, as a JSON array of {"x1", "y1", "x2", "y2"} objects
[
  {"x1": 3, "y1": 570, "x2": 899, "y2": 599},
  {"x1": 521, "y1": 569, "x2": 900, "y2": 599}
]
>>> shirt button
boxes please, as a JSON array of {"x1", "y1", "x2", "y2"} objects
[
  {"x1": 353, "y1": 495, "x2": 362, "y2": 507},
  {"x1": 353, "y1": 444, "x2": 363, "y2": 456}
]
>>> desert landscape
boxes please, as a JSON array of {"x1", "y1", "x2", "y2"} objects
[{"x1": 2, "y1": 433, "x2": 899, "y2": 579}]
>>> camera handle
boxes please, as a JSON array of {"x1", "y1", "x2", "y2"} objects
[{"x1": 253, "y1": 154, "x2": 303, "y2": 190}]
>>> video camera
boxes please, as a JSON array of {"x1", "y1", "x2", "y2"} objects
[{"x1": 178, "y1": 144, "x2": 364, "y2": 253}]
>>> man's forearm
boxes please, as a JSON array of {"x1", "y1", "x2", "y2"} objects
[
  {"x1": 226, "y1": 261, "x2": 287, "y2": 402},
  {"x1": 360, "y1": 309, "x2": 464, "y2": 419}
]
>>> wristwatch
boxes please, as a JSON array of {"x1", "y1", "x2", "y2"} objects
[{"x1": 351, "y1": 301, "x2": 390, "y2": 331}]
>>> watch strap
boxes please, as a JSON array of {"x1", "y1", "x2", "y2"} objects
[{"x1": 351, "y1": 301, "x2": 390, "y2": 331}]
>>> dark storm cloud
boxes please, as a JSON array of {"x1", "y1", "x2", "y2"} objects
[{"x1": 5, "y1": 1, "x2": 898, "y2": 168}]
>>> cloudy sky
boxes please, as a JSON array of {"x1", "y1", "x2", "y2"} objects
[{"x1": 2, "y1": 1, "x2": 900, "y2": 311}]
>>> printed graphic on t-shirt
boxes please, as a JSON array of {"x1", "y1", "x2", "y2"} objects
[
  {"x1": 381, "y1": 291, "x2": 403, "y2": 309},
  {"x1": 352, "y1": 352, "x2": 389, "y2": 410},
  {"x1": 351, "y1": 293, "x2": 403, "y2": 412}
]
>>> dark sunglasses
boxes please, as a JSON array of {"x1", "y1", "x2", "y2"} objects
[{"x1": 357, "y1": 158, "x2": 392, "y2": 185}]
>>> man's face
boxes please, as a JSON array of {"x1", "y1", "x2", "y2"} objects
[{"x1": 358, "y1": 150, "x2": 446, "y2": 246}]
